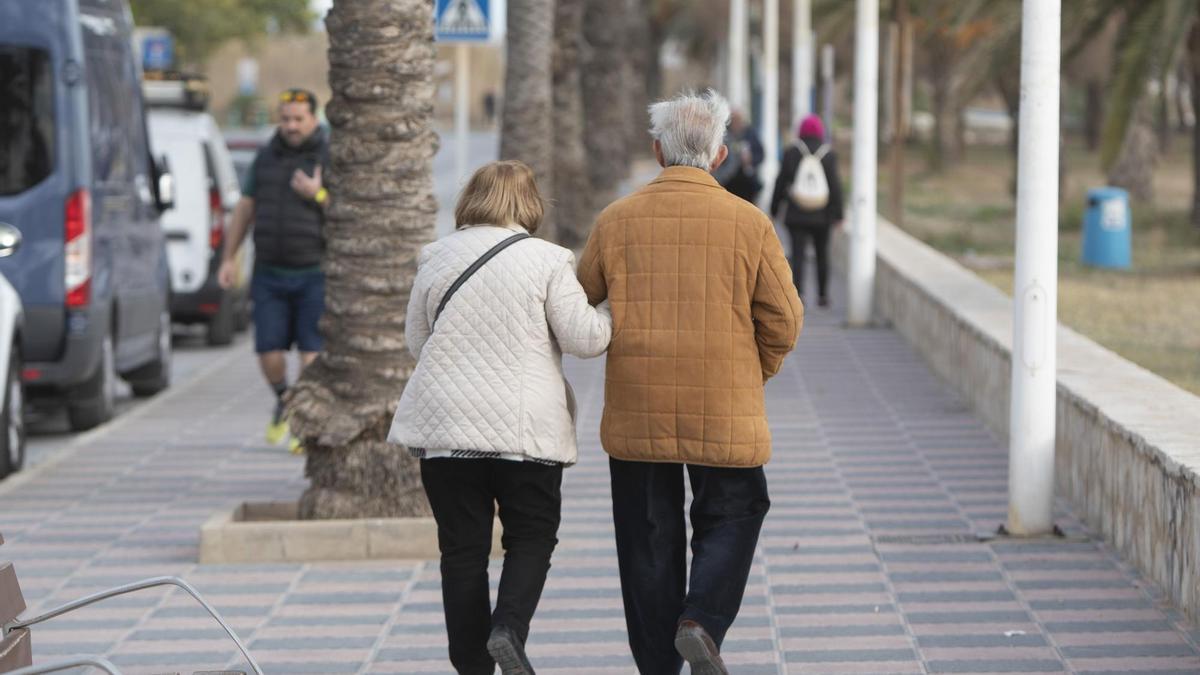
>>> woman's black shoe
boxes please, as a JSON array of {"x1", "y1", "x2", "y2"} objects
[{"x1": 487, "y1": 625, "x2": 535, "y2": 675}]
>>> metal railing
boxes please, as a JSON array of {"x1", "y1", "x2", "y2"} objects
[{"x1": 3, "y1": 576, "x2": 261, "y2": 675}]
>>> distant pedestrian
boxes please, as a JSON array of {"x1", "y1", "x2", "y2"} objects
[
  {"x1": 578, "y1": 90, "x2": 803, "y2": 675},
  {"x1": 770, "y1": 113, "x2": 844, "y2": 308},
  {"x1": 389, "y1": 161, "x2": 612, "y2": 675},
  {"x1": 483, "y1": 90, "x2": 497, "y2": 126},
  {"x1": 219, "y1": 88, "x2": 329, "y2": 451},
  {"x1": 713, "y1": 109, "x2": 765, "y2": 204}
]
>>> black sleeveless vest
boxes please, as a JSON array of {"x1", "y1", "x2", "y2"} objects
[{"x1": 252, "y1": 128, "x2": 329, "y2": 268}]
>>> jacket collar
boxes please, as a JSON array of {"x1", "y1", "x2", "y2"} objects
[{"x1": 649, "y1": 165, "x2": 721, "y2": 188}]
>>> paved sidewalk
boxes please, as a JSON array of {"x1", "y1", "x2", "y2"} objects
[{"x1": 2, "y1": 279, "x2": 1199, "y2": 674}]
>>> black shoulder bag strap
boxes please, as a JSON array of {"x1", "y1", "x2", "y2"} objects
[{"x1": 432, "y1": 232, "x2": 532, "y2": 329}]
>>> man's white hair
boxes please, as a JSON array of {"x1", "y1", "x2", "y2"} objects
[{"x1": 648, "y1": 89, "x2": 731, "y2": 170}]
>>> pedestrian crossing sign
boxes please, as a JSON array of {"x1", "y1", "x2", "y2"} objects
[{"x1": 436, "y1": 0, "x2": 490, "y2": 42}]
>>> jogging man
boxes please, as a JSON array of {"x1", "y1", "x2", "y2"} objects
[{"x1": 219, "y1": 88, "x2": 329, "y2": 449}]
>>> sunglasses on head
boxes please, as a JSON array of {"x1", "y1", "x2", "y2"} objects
[{"x1": 279, "y1": 90, "x2": 313, "y2": 104}]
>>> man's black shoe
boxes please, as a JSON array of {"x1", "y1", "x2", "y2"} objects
[
  {"x1": 487, "y1": 625, "x2": 535, "y2": 675},
  {"x1": 674, "y1": 620, "x2": 729, "y2": 675}
]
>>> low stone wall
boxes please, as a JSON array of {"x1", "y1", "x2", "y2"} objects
[{"x1": 836, "y1": 221, "x2": 1200, "y2": 619}]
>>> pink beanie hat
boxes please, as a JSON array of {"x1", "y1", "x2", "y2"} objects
[{"x1": 798, "y1": 114, "x2": 825, "y2": 140}]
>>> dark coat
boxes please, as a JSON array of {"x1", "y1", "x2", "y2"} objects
[
  {"x1": 770, "y1": 136, "x2": 844, "y2": 230},
  {"x1": 716, "y1": 125, "x2": 766, "y2": 204},
  {"x1": 252, "y1": 127, "x2": 330, "y2": 268}
]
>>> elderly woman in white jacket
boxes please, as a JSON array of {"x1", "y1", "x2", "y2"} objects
[{"x1": 389, "y1": 160, "x2": 611, "y2": 675}]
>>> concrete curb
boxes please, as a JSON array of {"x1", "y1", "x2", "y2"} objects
[{"x1": 199, "y1": 501, "x2": 502, "y2": 563}]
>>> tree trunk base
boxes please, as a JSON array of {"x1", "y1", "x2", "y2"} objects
[
  {"x1": 299, "y1": 432, "x2": 431, "y2": 520},
  {"x1": 1107, "y1": 118, "x2": 1157, "y2": 202}
]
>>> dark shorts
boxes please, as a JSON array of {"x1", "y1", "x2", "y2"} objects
[{"x1": 251, "y1": 265, "x2": 325, "y2": 354}]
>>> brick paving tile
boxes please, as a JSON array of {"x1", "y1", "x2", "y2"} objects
[{"x1": 2, "y1": 279, "x2": 1198, "y2": 674}]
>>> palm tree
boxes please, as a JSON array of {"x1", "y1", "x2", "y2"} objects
[
  {"x1": 582, "y1": 0, "x2": 631, "y2": 214},
  {"x1": 285, "y1": 0, "x2": 437, "y2": 519},
  {"x1": 1189, "y1": 19, "x2": 1200, "y2": 227},
  {"x1": 1098, "y1": 1, "x2": 1197, "y2": 202},
  {"x1": 500, "y1": 0, "x2": 556, "y2": 239},
  {"x1": 626, "y1": 0, "x2": 656, "y2": 162},
  {"x1": 552, "y1": 0, "x2": 592, "y2": 250}
]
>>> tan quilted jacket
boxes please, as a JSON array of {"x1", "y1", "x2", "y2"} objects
[{"x1": 578, "y1": 166, "x2": 804, "y2": 467}]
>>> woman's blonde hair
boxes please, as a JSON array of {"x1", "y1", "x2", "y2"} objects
[{"x1": 454, "y1": 160, "x2": 544, "y2": 234}]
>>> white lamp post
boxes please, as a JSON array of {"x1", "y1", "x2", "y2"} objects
[
  {"x1": 792, "y1": 0, "x2": 813, "y2": 124},
  {"x1": 1007, "y1": 0, "x2": 1061, "y2": 537},
  {"x1": 729, "y1": 0, "x2": 749, "y2": 110},
  {"x1": 847, "y1": 0, "x2": 878, "y2": 326},
  {"x1": 760, "y1": 0, "x2": 780, "y2": 212}
]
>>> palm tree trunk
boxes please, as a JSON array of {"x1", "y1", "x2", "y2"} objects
[
  {"x1": 1085, "y1": 81, "x2": 1103, "y2": 152},
  {"x1": 286, "y1": 0, "x2": 437, "y2": 519},
  {"x1": 583, "y1": 0, "x2": 631, "y2": 214},
  {"x1": 994, "y1": 69, "x2": 1020, "y2": 198},
  {"x1": 500, "y1": 0, "x2": 555, "y2": 239},
  {"x1": 625, "y1": 0, "x2": 655, "y2": 162},
  {"x1": 552, "y1": 0, "x2": 592, "y2": 250},
  {"x1": 927, "y1": 36, "x2": 951, "y2": 172},
  {"x1": 888, "y1": 0, "x2": 909, "y2": 225},
  {"x1": 1190, "y1": 17, "x2": 1200, "y2": 227},
  {"x1": 1107, "y1": 99, "x2": 1158, "y2": 202}
]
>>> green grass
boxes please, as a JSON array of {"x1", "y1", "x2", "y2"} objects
[{"x1": 874, "y1": 139, "x2": 1200, "y2": 396}]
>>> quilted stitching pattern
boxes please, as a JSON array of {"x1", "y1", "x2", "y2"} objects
[
  {"x1": 577, "y1": 167, "x2": 803, "y2": 468},
  {"x1": 389, "y1": 225, "x2": 611, "y2": 465}
]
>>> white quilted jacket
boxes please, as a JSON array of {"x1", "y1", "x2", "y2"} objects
[{"x1": 388, "y1": 225, "x2": 612, "y2": 465}]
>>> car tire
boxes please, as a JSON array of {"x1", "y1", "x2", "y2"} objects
[
  {"x1": 0, "y1": 345, "x2": 26, "y2": 479},
  {"x1": 234, "y1": 292, "x2": 252, "y2": 333},
  {"x1": 67, "y1": 333, "x2": 117, "y2": 431},
  {"x1": 127, "y1": 310, "x2": 172, "y2": 397},
  {"x1": 207, "y1": 292, "x2": 235, "y2": 346}
]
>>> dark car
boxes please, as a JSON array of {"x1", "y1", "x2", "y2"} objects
[{"x1": 0, "y1": 0, "x2": 174, "y2": 431}]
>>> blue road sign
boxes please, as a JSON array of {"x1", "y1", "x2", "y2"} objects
[
  {"x1": 436, "y1": 0, "x2": 490, "y2": 42},
  {"x1": 142, "y1": 34, "x2": 174, "y2": 71}
]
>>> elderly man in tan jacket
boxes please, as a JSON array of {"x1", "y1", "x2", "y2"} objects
[{"x1": 578, "y1": 90, "x2": 803, "y2": 675}]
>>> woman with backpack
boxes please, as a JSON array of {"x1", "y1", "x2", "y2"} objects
[
  {"x1": 769, "y1": 114, "x2": 844, "y2": 308},
  {"x1": 389, "y1": 160, "x2": 612, "y2": 675}
]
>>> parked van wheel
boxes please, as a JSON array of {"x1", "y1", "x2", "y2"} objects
[
  {"x1": 234, "y1": 294, "x2": 251, "y2": 333},
  {"x1": 128, "y1": 310, "x2": 172, "y2": 397},
  {"x1": 0, "y1": 345, "x2": 26, "y2": 479},
  {"x1": 67, "y1": 334, "x2": 117, "y2": 431},
  {"x1": 207, "y1": 293, "x2": 235, "y2": 346}
]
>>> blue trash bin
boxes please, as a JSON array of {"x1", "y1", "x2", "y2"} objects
[{"x1": 1081, "y1": 187, "x2": 1131, "y2": 269}]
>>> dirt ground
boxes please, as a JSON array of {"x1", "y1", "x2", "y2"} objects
[{"x1": 875, "y1": 140, "x2": 1200, "y2": 396}]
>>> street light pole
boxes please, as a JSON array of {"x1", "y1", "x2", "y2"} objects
[
  {"x1": 1007, "y1": 0, "x2": 1061, "y2": 537},
  {"x1": 821, "y1": 44, "x2": 834, "y2": 140},
  {"x1": 448, "y1": 42, "x2": 470, "y2": 239},
  {"x1": 847, "y1": 0, "x2": 878, "y2": 326},
  {"x1": 760, "y1": 0, "x2": 780, "y2": 212},
  {"x1": 792, "y1": 0, "x2": 813, "y2": 123},
  {"x1": 729, "y1": 0, "x2": 749, "y2": 110}
]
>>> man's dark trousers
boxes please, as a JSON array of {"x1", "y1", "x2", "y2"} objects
[{"x1": 609, "y1": 457, "x2": 770, "y2": 675}]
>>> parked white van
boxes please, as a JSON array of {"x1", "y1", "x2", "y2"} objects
[
  {"x1": 147, "y1": 78, "x2": 252, "y2": 345},
  {"x1": 0, "y1": 227, "x2": 24, "y2": 479}
]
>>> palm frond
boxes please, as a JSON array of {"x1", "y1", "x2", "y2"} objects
[
  {"x1": 1156, "y1": 0, "x2": 1198, "y2": 81},
  {"x1": 1062, "y1": 0, "x2": 1127, "y2": 65}
]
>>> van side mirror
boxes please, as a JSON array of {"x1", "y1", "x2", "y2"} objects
[
  {"x1": 152, "y1": 154, "x2": 175, "y2": 212},
  {"x1": 0, "y1": 223, "x2": 22, "y2": 258}
]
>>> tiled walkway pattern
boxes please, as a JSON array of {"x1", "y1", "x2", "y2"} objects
[{"x1": 2, "y1": 285, "x2": 1198, "y2": 674}]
